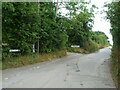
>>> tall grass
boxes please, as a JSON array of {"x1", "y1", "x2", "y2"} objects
[
  {"x1": 67, "y1": 47, "x2": 89, "y2": 54},
  {"x1": 82, "y1": 39, "x2": 99, "y2": 53},
  {"x1": 111, "y1": 46, "x2": 120, "y2": 88},
  {"x1": 2, "y1": 50, "x2": 67, "y2": 70},
  {"x1": 67, "y1": 39, "x2": 109, "y2": 54}
]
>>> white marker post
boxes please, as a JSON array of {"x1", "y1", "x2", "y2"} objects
[{"x1": 33, "y1": 44, "x2": 35, "y2": 53}]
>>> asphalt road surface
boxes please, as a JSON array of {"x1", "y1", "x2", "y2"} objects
[{"x1": 2, "y1": 47, "x2": 116, "y2": 88}]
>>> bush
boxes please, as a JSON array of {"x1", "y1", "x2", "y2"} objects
[{"x1": 83, "y1": 39, "x2": 99, "y2": 53}]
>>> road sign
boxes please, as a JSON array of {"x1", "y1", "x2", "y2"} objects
[
  {"x1": 71, "y1": 45, "x2": 80, "y2": 48},
  {"x1": 9, "y1": 49, "x2": 20, "y2": 53}
]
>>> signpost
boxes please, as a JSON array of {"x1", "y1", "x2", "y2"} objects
[
  {"x1": 9, "y1": 49, "x2": 20, "y2": 53},
  {"x1": 71, "y1": 45, "x2": 80, "y2": 48}
]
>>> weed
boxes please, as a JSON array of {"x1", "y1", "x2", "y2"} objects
[{"x1": 2, "y1": 50, "x2": 67, "y2": 70}]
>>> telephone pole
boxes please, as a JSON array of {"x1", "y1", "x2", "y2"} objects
[
  {"x1": 37, "y1": 0, "x2": 40, "y2": 53},
  {"x1": 56, "y1": 0, "x2": 59, "y2": 15}
]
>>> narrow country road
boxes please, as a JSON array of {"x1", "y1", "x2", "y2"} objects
[{"x1": 2, "y1": 47, "x2": 115, "y2": 88}]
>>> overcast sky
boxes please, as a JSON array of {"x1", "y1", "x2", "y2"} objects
[
  {"x1": 88, "y1": 0, "x2": 113, "y2": 45},
  {"x1": 59, "y1": 0, "x2": 113, "y2": 45}
]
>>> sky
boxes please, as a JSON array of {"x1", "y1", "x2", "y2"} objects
[
  {"x1": 59, "y1": 0, "x2": 113, "y2": 45},
  {"x1": 89, "y1": 0, "x2": 113, "y2": 45}
]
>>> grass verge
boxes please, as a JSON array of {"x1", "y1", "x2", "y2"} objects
[
  {"x1": 2, "y1": 50, "x2": 67, "y2": 70},
  {"x1": 110, "y1": 58, "x2": 118, "y2": 88},
  {"x1": 67, "y1": 47, "x2": 89, "y2": 54},
  {"x1": 67, "y1": 45, "x2": 109, "y2": 54},
  {"x1": 111, "y1": 47, "x2": 120, "y2": 88},
  {"x1": 0, "y1": 61, "x2": 2, "y2": 70}
]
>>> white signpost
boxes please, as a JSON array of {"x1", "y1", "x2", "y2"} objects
[
  {"x1": 71, "y1": 45, "x2": 80, "y2": 48},
  {"x1": 9, "y1": 49, "x2": 20, "y2": 53}
]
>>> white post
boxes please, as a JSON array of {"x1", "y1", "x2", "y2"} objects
[{"x1": 33, "y1": 44, "x2": 35, "y2": 53}]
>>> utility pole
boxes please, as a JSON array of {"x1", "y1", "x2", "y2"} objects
[
  {"x1": 37, "y1": 0, "x2": 40, "y2": 53},
  {"x1": 56, "y1": 0, "x2": 59, "y2": 15}
]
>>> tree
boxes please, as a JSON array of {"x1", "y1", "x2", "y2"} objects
[{"x1": 106, "y1": 1, "x2": 120, "y2": 87}]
